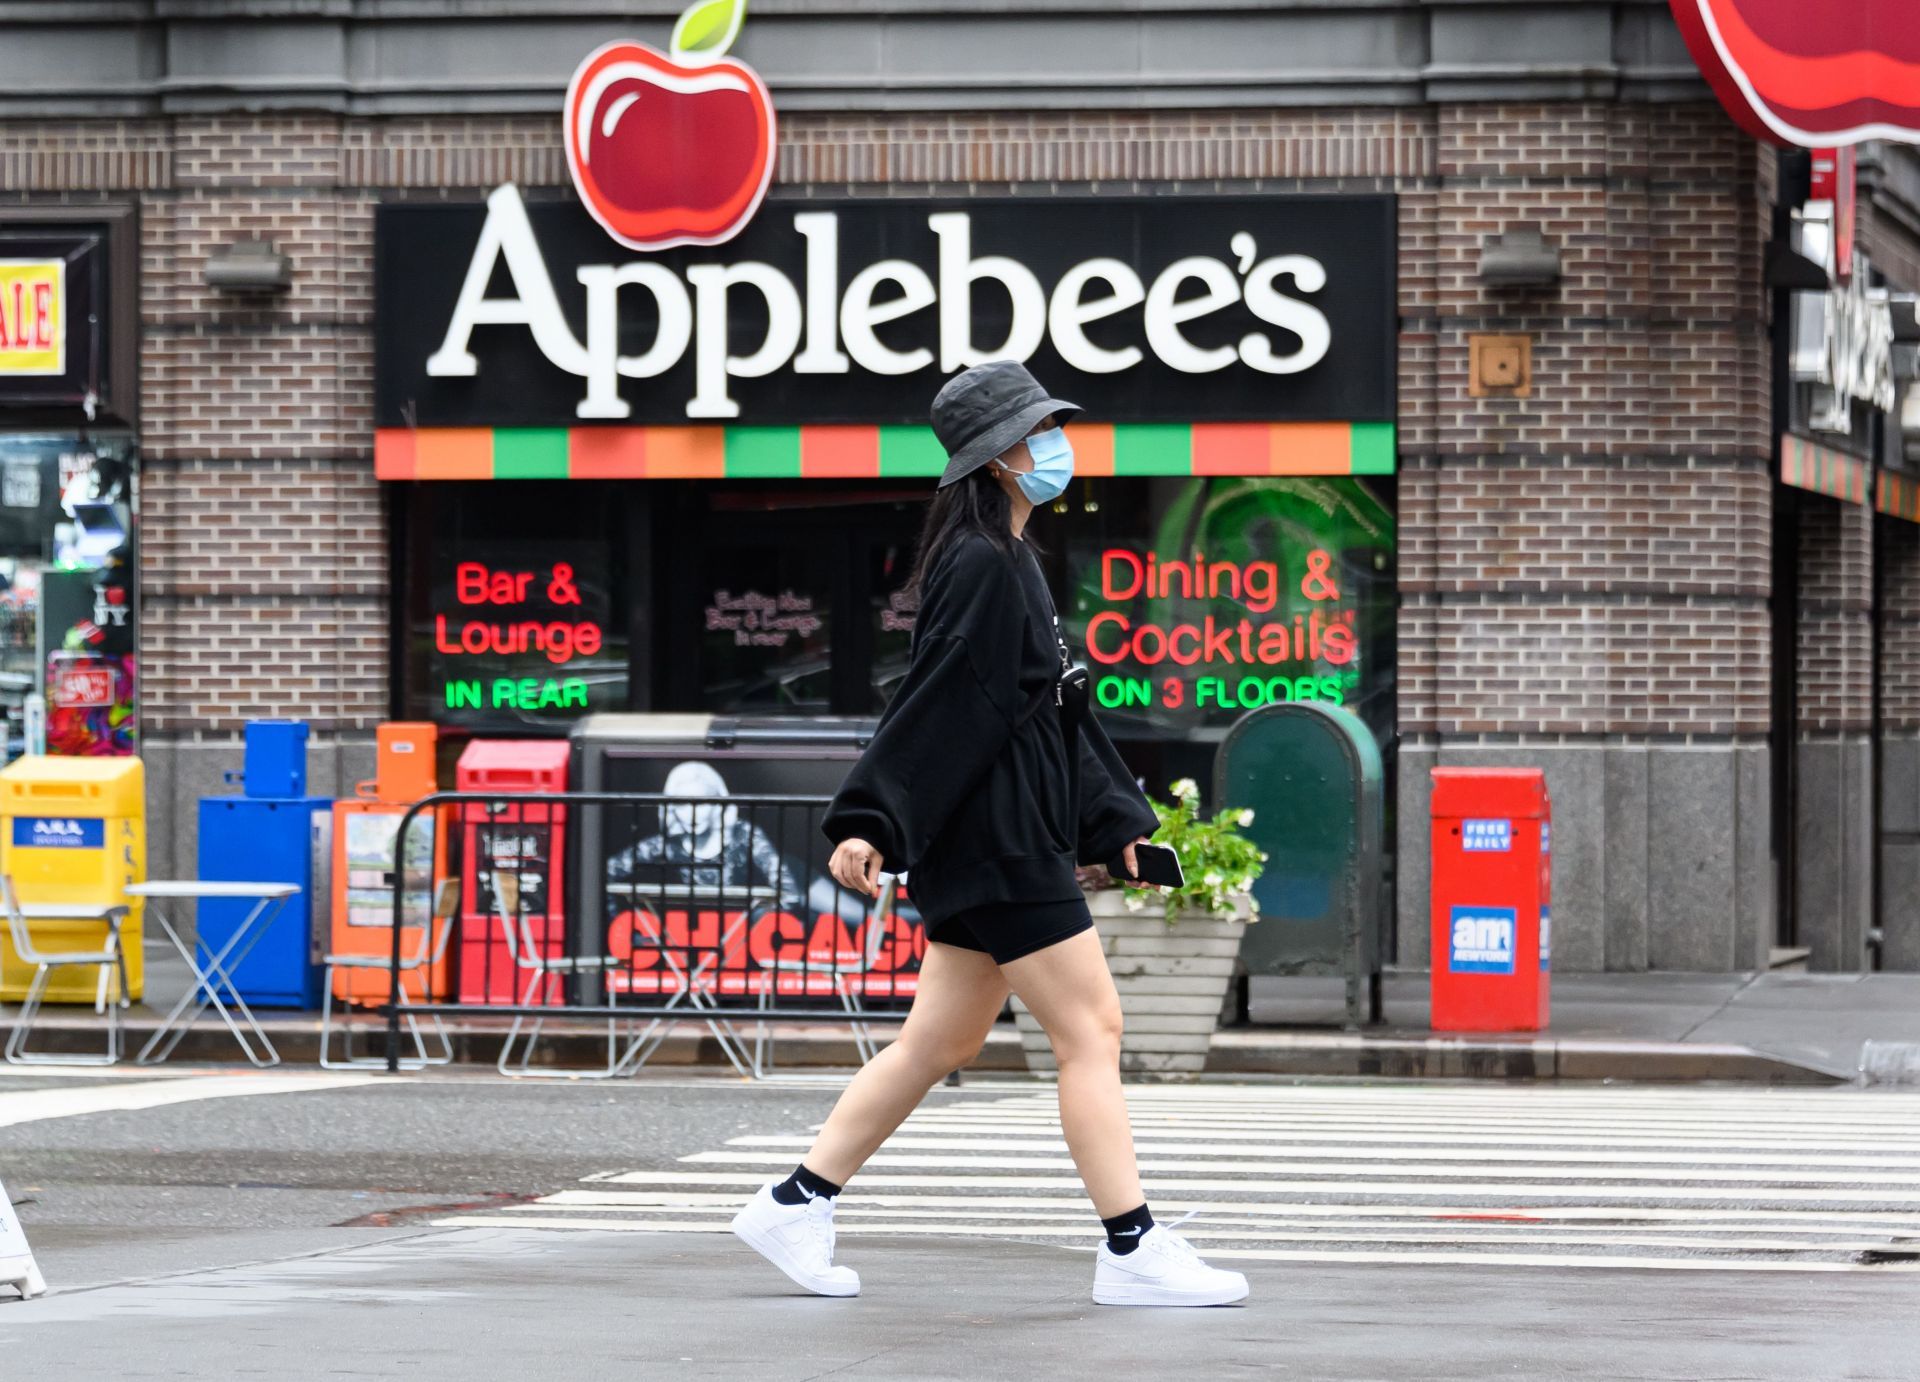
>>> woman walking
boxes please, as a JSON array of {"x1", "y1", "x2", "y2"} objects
[{"x1": 730, "y1": 361, "x2": 1249, "y2": 1308}]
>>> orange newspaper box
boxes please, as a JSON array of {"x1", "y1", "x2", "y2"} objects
[
  {"x1": 329, "y1": 800, "x2": 451, "y2": 1004},
  {"x1": 359, "y1": 722, "x2": 438, "y2": 804},
  {"x1": 330, "y1": 721, "x2": 449, "y2": 1005},
  {"x1": 1428, "y1": 768, "x2": 1551, "y2": 1033}
]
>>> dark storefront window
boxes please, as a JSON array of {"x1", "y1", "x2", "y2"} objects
[
  {"x1": 1041, "y1": 474, "x2": 1395, "y2": 790},
  {"x1": 401, "y1": 482, "x2": 635, "y2": 732},
  {"x1": 654, "y1": 483, "x2": 922, "y2": 715},
  {"x1": 402, "y1": 475, "x2": 1394, "y2": 800}
]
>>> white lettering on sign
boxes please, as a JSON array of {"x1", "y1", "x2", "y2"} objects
[
  {"x1": 1448, "y1": 904, "x2": 1516, "y2": 975},
  {"x1": 1809, "y1": 250, "x2": 1896, "y2": 434},
  {"x1": 425, "y1": 184, "x2": 1335, "y2": 422},
  {"x1": 1461, "y1": 818, "x2": 1512, "y2": 852}
]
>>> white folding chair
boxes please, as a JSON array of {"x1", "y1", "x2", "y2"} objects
[
  {"x1": 495, "y1": 884, "x2": 645, "y2": 1080},
  {"x1": 612, "y1": 900, "x2": 754, "y2": 1077},
  {"x1": 1, "y1": 876, "x2": 129, "y2": 1066},
  {"x1": 320, "y1": 879, "x2": 458, "y2": 1070},
  {"x1": 750, "y1": 876, "x2": 897, "y2": 1079}
]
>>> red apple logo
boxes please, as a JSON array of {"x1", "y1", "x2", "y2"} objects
[
  {"x1": 564, "y1": 0, "x2": 776, "y2": 251},
  {"x1": 1670, "y1": 0, "x2": 1920, "y2": 144}
]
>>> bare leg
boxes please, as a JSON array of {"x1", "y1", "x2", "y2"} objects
[
  {"x1": 1001, "y1": 928, "x2": 1142, "y2": 1218},
  {"x1": 803, "y1": 942, "x2": 1009, "y2": 1185}
]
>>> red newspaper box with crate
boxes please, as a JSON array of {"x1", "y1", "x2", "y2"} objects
[
  {"x1": 456, "y1": 740, "x2": 569, "y2": 1006},
  {"x1": 1429, "y1": 768, "x2": 1551, "y2": 1033}
]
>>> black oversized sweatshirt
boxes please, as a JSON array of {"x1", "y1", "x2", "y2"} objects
[{"x1": 822, "y1": 531, "x2": 1159, "y2": 924}]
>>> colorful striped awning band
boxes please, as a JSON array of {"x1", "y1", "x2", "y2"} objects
[
  {"x1": 1878, "y1": 469, "x2": 1920, "y2": 524},
  {"x1": 1780, "y1": 432, "x2": 1871, "y2": 505},
  {"x1": 375, "y1": 421, "x2": 1396, "y2": 481}
]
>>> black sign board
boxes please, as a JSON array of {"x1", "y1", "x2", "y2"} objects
[{"x1": 376, "y1": 192, "x2": 1394, "y2": 429}]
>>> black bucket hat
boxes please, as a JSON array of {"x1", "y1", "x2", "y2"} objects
[{"x1": 930, "y1": 361, "x2": 1080, "y2": 488}]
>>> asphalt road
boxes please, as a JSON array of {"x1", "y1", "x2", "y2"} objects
[{"x1": 1, "y1": 1068, "x2": 1915, "y2": 1380}]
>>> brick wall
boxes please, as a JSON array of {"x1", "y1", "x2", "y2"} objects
[
  {"x1": 1795, "y1": 496, "x2": 1875, "y2": 735},
  {"x1": 1879, "y1": 517, "x2": 1920, "y2": 734},
  {"x1": 1399, "y1": 102, "x2": 1774, "y2": 741},
  {"x1": 1, "y1": 101, "x2": 1776, "y2": 744}
]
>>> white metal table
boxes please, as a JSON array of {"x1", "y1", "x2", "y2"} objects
[{"x1": 129, "y1": 881, "x2": 301, "y2": 1067}]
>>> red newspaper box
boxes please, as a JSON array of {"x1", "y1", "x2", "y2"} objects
[
  {"x1": 1428, "y1": 768, "x2": 1551, "y2": 1032},
  {"x1": 456, "y1": 740, "x2": 570, "y2": 1006}
]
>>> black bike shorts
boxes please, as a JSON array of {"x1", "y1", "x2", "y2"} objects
[{"x1": 926, "y1": 896, "x2": 1094, "y2": 966}]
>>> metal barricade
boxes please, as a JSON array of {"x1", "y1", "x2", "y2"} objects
[{"x1": 379, "y1": 792, "x2": 919, "y2": 1075}]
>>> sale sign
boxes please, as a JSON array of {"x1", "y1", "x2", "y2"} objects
[
  {"x1": 1670, "y1": 0, "x2": 1920, "y2": 145},
  {"x1": 0, "y1": 261, "x2": 62, "y2": 376}
]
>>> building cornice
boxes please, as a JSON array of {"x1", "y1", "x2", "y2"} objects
[{"x1": 0, "y1": 0, "x2": 1706, "y2": 116}]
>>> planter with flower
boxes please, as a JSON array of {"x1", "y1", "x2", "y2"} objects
[{"x1": 1014, "y1": 779, "x2": 1266, "y2": 1076}]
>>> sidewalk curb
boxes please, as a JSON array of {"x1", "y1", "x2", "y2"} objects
[
  {"x1": 0, "y1": 1014, "x2": 1852, "y2": 1084},
  {"x1": 1203, "y1": 1030, "x2": 1848, "y2": 1085}
]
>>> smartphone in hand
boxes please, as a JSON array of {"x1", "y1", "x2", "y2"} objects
[{"x1": 1108, "y1": 842, "x2": 1185, "y2": 888}]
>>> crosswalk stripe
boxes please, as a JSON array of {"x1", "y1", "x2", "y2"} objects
[
  {"x1": 443, "y1": 1084, "x2": 1920, "y2": 1272},
  {"x1": 679, "y1": 1149, "x2": 1920, "y2": 1187},
  {"x1": 534, "y1": 1190, "x2": 1920, "y2": 1228},
  {"x1": 599, "y1": 1166, "x2": 1920, "y2": 1204},
  {"x1": 720, "y1": 1134, "x2": 1920, "y2": 1170}
]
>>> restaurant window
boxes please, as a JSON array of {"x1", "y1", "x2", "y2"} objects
[
  {"x1": 400, "y1": 481, "x2": 635, "y2": 732},
  {"x1": 1034, "y1": 474, "x2": 1396, "y2": 789},
  {"x1": 655, "y1": 483, "x2": 923, "y2": 716}
]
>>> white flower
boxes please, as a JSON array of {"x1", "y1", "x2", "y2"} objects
[
  {"x1": 1258, "y1": 851, "x2": 1270, "y2": 862},
  {"x1": 1237, "y1": 808, "x2": 1255, "y2": 827},
  {"x1": 1237, "y1": 877, "x2": 1254, "y2": 892},
  {"x1": 1123, "y1": 892, "x2": 1147, "y2": 913},
  {"x1": 1169, "y1": 777, "x2": 1199, "y2": 802},
  {"x1": 1203, "y1": 871, "x2": 1224, "y2": 888}
]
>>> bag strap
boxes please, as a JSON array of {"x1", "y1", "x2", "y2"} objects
[
  {"x1": 1016, "y1": 676, "x2": 1053, "y2": 728},
  {"x1": 1013, "y1": 543, "x2": 1070, "y2": 730}
]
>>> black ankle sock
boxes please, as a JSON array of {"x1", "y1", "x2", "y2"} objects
[
  {"x1": 1102, "y1": 1203, "x2": 1154, "y2": 1255},
  {"x1": 771, "y1": 1164, "x2": 843, "y2": 1207}
]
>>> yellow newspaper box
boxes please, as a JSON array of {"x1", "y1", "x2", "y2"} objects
[{"x1": 0, "y1": 756, "x2": 146, "y2": 1002}]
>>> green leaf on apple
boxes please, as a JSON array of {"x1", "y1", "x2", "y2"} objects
[{"x1": 671, "y1": 0, "x2": 746, "y2": 60}]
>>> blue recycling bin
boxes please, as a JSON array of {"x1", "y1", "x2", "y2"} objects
[{"x1": 196, "y1": 722, "x2": 332, "y2": 1009}]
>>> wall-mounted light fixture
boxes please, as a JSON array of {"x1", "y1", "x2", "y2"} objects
[
  {"x1": 205, "y1": 239, "x2": 292, "y2": 292},
  {"x1": 1477, "y1": 226, "x2": 1561, "y2": 289}
]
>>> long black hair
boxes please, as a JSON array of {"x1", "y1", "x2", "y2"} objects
[{"x1": 909, "y1": 465, "x2": 1038, "y2": 597}]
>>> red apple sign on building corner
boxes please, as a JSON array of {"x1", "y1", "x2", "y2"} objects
[
  {"x1": 1669, "y1": 0, "x2": 1920, "y2": 146},
  {"x1": 564, "y1": 0, "x2": 776, "y2": 251}
]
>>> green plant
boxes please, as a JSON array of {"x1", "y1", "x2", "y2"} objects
[{"x1": 1119, "y1": 778, "x2": 1267, "y2": 920}]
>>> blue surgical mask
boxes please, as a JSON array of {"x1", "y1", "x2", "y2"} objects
[{"x1": 1003, "y1": 428, "x2": 1074, "y2": 505}]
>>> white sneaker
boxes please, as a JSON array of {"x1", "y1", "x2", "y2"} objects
[
  {"x1": 1092, "y1": 1223, "x2": 1249, "y2": 1307},
  {"x1": 730, "y1": 1182, "x2": 861, "y2": 1297}
]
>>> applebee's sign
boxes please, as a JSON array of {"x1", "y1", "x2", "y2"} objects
[
  {"x1": 376, "y1": 192, "x2": 1394, "y2": 428},
  {"x1": 565, "y1": 0, "x2": 773, "y2": 250},
  {"x1": 1670, "y1": 0, "x2": 1920, "y2": 145}
]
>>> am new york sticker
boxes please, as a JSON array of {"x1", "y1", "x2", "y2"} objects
[{"x1": 1448, "y1": 905, "x2": 1517, "y2": 975}]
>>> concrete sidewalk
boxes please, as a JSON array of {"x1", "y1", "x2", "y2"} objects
[
  {"x1": 8, "y1": 1225, "x2": 1915, "y2": 1381},
  {"x1": 6, "y1": 941, "x2": 1916, "y2": 1083},
  {"x1": 1218, "y1": 970, "x2": 1920, "y2": 1083}
]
